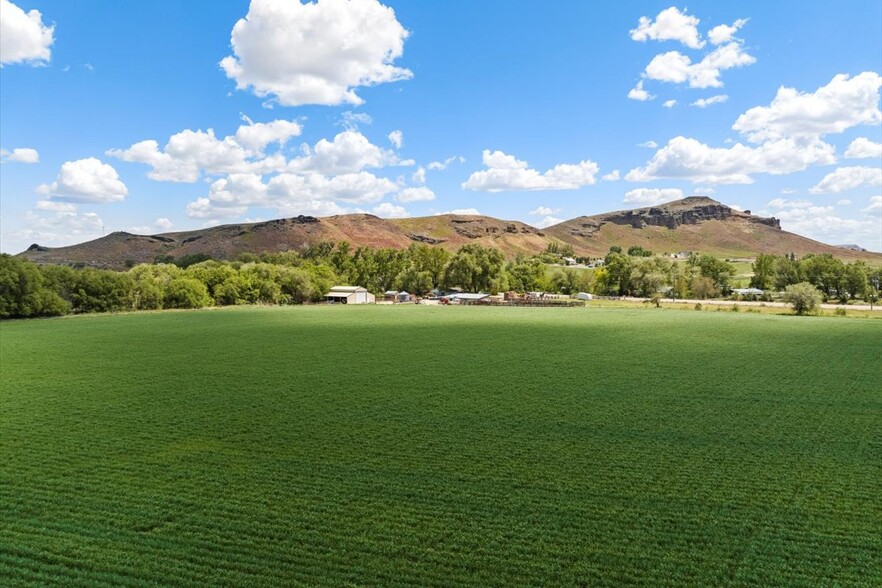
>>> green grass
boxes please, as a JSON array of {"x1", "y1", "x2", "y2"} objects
[{"x1": 1, "y1": 306, "x2": 881, "y2": 587}]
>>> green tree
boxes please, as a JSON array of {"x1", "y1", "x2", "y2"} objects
[
  {"x1": 842, "y1": 261, "x2": 869, "y2": 300},
  {"x1": 690, "y1": 275, "x2": 718, "y2": 300},
  {"x1": 443, "y1": 244, "x2": 505, "y2": 292},
  {"x1": 697, "y1": 255, "x2": 736, "y2": 293},
  {"x1": 0, "y1": 255, "x2": 70, "y2": 318},
  {"x1": 750, "y1": 253, "x2": 776, "y2": 290},
  {"x1": 69, "y1": 268, "x2": 134, "y2": 313},
  {"x1": 164, "y1": 277, "x2": 212, "y2": 309},
  {"x1": 783, "y1": 282, "x2": 823, "y2": 315}
]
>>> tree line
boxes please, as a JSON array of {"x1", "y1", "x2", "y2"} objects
[{"x1": 2, "y1": 244, "x2": 879, "y2": 319}]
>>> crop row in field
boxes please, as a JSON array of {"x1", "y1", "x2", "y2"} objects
[{"x1": 1, "y1": 306, "x2": 880, "y2": 586}]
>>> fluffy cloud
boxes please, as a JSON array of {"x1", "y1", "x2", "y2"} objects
[
  {"x1": 37, "y1": 158, "x2": 128, "y2": 203},
  {"x1": 372, "y1": 202, "x2": 409, "y2": 218},
  {"x1": 769, "y1": 200, "x2": 881, "y2": 249},
  {"x1": 528, "y1": 206, "x2": 559, "y2": 216},
  {"x1": 387, "y1": 130, "x2": 403, "y2": 149},
  {"x1": 707, "y1": 18, "x2": 748, "y2": 45},
  {"x1": 864, "y1": 195, "x2": 882, "y2": 213},
  {"x1": 630, "y1": 7, "x2": 703, "y2": 49},
  {"x1": 220, "y1": 0, "x2": 411, "y2": 106},
  {"x1": 233, "y1": 118, "x2": 302, "y2": 153},
  {"x1": 462, "y1": 150, "x2": 598, "y2": 192},
  {"x1": 0, "y1": 0, "x2": 54, "y2": 66},
  {"x1": 11, "y1": 204, "x2": 103, "y2": 249},
  {"x1": 602, "y1": 170, "x2": 621, "y2": 181},
  {"x1": 411, "y1": 166, "x2": 426, "y2": 184},
  {"x1": 185, "y1": 170, "x2": 399, "y2": 219},
  {"x1": 626, "y1": 136, "x2": 836, "y2": 184},
  {"x1": 288, "y1": 130, "x2": 405, "y2": 175},
  {"x1": 397, "y1": 186, "x2": 434, "y2": 202},
  {"x1": 108, "y1": 121, "x2": 299, "y2": 182},
  {"x1": 628, "y1": 80, "x2": 655, "y2": 101},
  {"x1": 809, "y1": 166, "x2": 882, "y2": 194},
  {"x1": 844, "y1": 137, "x2": 882, "y2": 159},
  {"x1": 0, "y1": 147, "x2": 39, "y2": 163},
  {"x1": 733, "y1": 72, "x2": 882, "y2": 142},
  {"x1": 643, "y1": 42, "x2": 755, "y2": 89},
  {"x1": 638, "y1": 140, "x2": 658, "y2": 149},
  {"x1": 534, "y1": 216, "x2": 563, "y2": 229},
  {"x1": 691, "y1": 94, "x2": 728, "y2": 108},
  {"x1": 623, "y1": 187, "x2": 684, "y2": 205},
  {"x1": 155, "y1": 217, "x2": 173, "y2": 230},
  {"x1": 663, "y1": 99, "x2": 677, "y2": 108}
]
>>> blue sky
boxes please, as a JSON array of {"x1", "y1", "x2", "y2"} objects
[{"x1": 1, "y1": 0, "x2": 881, "y2": 254}]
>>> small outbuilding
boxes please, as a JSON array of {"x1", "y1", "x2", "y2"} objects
[
  {"x1": 575, "y1": 292, "x2": 593, "y2": 301},
  {"x1": 444, "y1": 293, "x2": 490, "y2": 304},
  {"x1": 325, "y1": 286, "x2": 376, "y2": 304}
]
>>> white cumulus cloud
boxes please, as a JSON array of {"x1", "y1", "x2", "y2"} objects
[
  {"x1": 733, "y1": 72, "x2": 882, "y2": 142},
  {"x1": 37, "y1": 158, "x2": 128, "y2": 203},
  {"x1": 462, "y1": 150, "x2": 598, "y2": 192},
  {"x1": 643, "y1": 42, "x2": 755, "y2": 89},
  {"x1": 397, "y1": 186, "x2": 434, "y2": 202},
  {"x1": 630, "y1": 7, "x2": 703, "y2": 49},
  {"x1": 809, "y1": 166, "x2": 882, "y2": 194},
  {"x1": 372, "y1": 202, "x2": 409, "y2": 218},
  {"x1": 626, "y1": 136, "x2": 836, "y2": 184},
  {"x1": 528, "y1": 206, "x2": 559, "y2": 216},
  {"x1": 288, "y1": 130, "x2": 405, "y2": 175},
  {"x1": 623, "y1": 187, "x2": 684, "y2": 205},
  {"x1": 844, "y1": 137, "x2": 882, "y2": 159},
  {"x1": 0, "y1": 147, "x2": 39, "y2": 163},
  {"x1": 0, "y1": 0, "x2": 54, "y2": 66},
  {"x1": 628, "y1": 80, "x2": 655, "y2": 101},
  {"x1": 108, "y1": 121, "x2": 297, "y2": 182},
  {"x1": 663, "y1": 99, "x2": 677, "y2": 108},
  {"x1": 220, "y1": 0, "x2": 412, "y2": 106},
  {"x1": 602, "y1": 170, "x2": 620, "y2": 181},
  {"x1": 707, "y1": 18, "x2": 748, "y2": 45},
  {"x1": 387, "y1": 130, "x2": 403, "y2": 149}
]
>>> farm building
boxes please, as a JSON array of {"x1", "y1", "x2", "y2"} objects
[
  {"x1": 733, "y1": 288, "x2": 764, "y2": 298},
  {"x1": 444, "y1": 293, "x2": 490, "y2": 304},
  {"x1": 325, "y1": 286, "x2": 376, "y2": 304},
  {"x1": 384, "y1": 290, "x2": 413, "y2": 302}
]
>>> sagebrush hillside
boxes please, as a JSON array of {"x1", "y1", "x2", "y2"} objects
[{"x1": 17, "y1": 197, "x2": 881, "y2": 269}]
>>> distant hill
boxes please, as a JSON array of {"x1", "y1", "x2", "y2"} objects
[{"x1": 17, "y1": 197, "x2": 882, "y2": 269}]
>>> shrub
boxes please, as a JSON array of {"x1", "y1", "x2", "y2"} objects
[
  {"x1": 783, "y1": 282, "x2": 823, "y2": 315},
  {"x1": 164, "y1": 278, "x2": 212, "y2": 309},
  {"x1": 694, "y1": 303, "x2": 702, "y2": 311},
  {"x1": 834, "y1": 307, "x2": 847, "y2": 317}
]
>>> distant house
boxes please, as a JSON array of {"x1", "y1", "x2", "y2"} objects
[
  {"x1": 733, "y1": 287, "x2": 764, "y2": 298},
  {"x1": 586, "y1": 259, "x2": 605, "y2": 268},
  {"x1": 563, "y1": 257, "x2": 577, "y2": 266},
  {"x1": 325, "y1": 286, "x2": 376, "y2": 304},
  {"x1": 670, "y1": 251, "x2": 694, "y2": 259}
]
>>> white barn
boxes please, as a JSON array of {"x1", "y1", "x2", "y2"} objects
[{"x1": 325, "y1": 286, "x2": 376, "y2": 304}]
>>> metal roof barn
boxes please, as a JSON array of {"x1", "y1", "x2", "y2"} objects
[{"x1": 325, "y1": 286, "x2": 375, "y2": 304}]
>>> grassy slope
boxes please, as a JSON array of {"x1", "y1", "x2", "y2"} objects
[{"x1": 1, "y1": 306, "x2": 880, "y2": 587}]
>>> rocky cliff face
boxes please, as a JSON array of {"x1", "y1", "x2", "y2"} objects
[{"x1": 601, "y1": 199, "x2": 781, "y2": 230}]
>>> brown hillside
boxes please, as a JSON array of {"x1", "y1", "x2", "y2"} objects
[
  {"x1": 544, "y1": 197, "x2": 882, "y2": 261},
  {"x1": 16, "y1": 197, "x2": 882, "y2": 268}
]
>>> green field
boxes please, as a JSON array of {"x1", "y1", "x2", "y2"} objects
[{"x1": 1, "y1": 306, "x2": 881, "y2": 587}]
